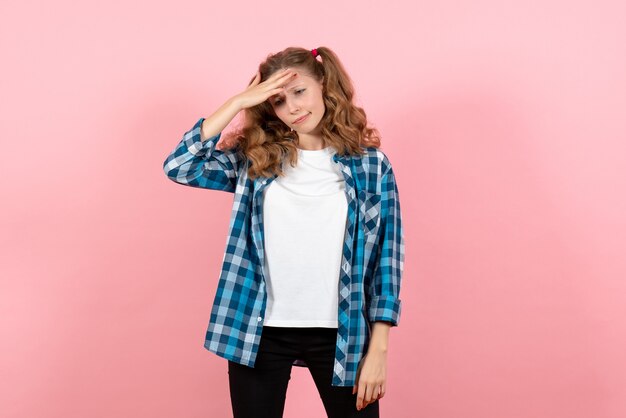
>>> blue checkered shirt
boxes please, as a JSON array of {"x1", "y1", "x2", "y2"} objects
[{"x1": 163, "y1": 117, "x2": 405, "y2": 386}]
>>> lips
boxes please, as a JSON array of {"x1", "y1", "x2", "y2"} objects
[{"x1": 293, "y1": 113, "x2": 310, "y2": 124}]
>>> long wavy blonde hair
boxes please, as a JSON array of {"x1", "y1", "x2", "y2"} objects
[{"x1": 221, "y1": 46, "x2": 381, "y2": 180}]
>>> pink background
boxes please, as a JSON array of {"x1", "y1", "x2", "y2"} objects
[{"x1": 1, "y1": 0, "x2": 625, "y2": 417}]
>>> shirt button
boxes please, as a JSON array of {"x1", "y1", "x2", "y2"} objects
[
  {"x1": 343, "y1": 262, "x2": 350, "y2": 271},
  {"x1": 257, "y1": 316, "x2": 262, "y2": 322}
]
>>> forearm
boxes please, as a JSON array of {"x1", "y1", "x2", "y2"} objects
[
  {"x1": 368, "y1": 321, "x2": 392, "y2": 353},
  {"x1": 200, "y1": 96, "x2": 242, "y2": 142}
]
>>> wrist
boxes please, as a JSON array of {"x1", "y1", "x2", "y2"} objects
[
  {"x1": 368, "y1": 341, "x2": 388, "y2": 353},
  {"x1": 227, "y1": 95, "x2": 243, "y2": 112}
]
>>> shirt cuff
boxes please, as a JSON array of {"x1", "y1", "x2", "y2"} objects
[{"x1": 368, "y1": 295, "x2": 402, "y2": 326}]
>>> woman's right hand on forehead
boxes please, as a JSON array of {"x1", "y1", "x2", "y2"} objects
[{"x1": 231, "y1": 68, "x2": 297, "y2": 110}]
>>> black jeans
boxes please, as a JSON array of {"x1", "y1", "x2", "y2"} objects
[{"x1": 228, "y1": 326, "x2": 380, "y2": 418}]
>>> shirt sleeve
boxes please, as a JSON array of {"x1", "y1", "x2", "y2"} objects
[
  {"x1": 366, "y1": 164, "x2": 405, "y2": 326},
  {"x1": 162, "y1": 117, "x2": 245, "y2": 193}
]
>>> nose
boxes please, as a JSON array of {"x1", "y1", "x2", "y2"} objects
[{"x1": 285, "y1": 95, "x2": 300, "y2": 113}]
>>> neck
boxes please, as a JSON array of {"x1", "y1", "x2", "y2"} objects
[{"x1": 295, "y1": 127, "x2": 325, "y2": 150}]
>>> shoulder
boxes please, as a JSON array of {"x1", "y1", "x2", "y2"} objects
[{"x1": 360, "y1": 146, "x2": 393, "y2": 177}]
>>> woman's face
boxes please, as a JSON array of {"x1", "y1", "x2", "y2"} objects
[{"x1": 268, "y1": 67, "x2": 325, "y2": 135}]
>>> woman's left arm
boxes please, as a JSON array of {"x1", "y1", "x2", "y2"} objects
[
  {"x1": 354, "y1": 159, "x2": 406, "y2": 411},
  {"x1": 353, "y1": 321, "x2": 392, "y2": 410}
]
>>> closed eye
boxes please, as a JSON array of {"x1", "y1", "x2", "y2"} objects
[{"x1": 272, "y1": 89, "x2": 305, "y2": 106}]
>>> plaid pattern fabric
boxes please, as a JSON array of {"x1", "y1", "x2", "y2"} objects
[{"x1": 163, "y1": 117, "x2": 405, "y2": 386}]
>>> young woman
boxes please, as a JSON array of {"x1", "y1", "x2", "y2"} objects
[{"x1": 163, "y1": 46, "x2": 405, "y2": 418}]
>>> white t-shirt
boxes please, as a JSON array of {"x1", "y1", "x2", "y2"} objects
[{"x1": 261, "y1": 145, "x2": 348, "y2": 327}]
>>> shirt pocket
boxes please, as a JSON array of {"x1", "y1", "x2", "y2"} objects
[{"x1": 360, "y1": 191, "x2": 382, "y2": 236}]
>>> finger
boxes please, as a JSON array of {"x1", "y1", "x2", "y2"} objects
[
  {"x1": 265, "y1": 70, "x2": 297, "y2": 90},
  {"x1": 354, "y1": 362, "x2": 364, "y2": 408},
  {"x1": 252, "y1": 71, "x2": 262, "y2": 85},
  {"x1": 352, "y1": 385, "x2": 357, "y2": 395},
  {"x1": 247, "y1": 71, "x2": 260, "y2": 87},
  {"x1": 265, "y1": 68, "x2": 293, "y2": 83},
  {"x1": 268, "y1": 87, "x2": 286, "y2": 96},
  {"x1": 364, "y1": 383, "x2": 374, "y2": 404},
  {"x1": 370, "y1": 386, "x2": 379, "y2": 402},
  {"x1": 250, "y1": 68, "x2": 290, "y2": 89},
  {"x1": 264, "y1": 86, "x2": 289, "y2": 103},
  {"x1": 357, "y1": 382, "x2": 366, "y2": 409}
]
